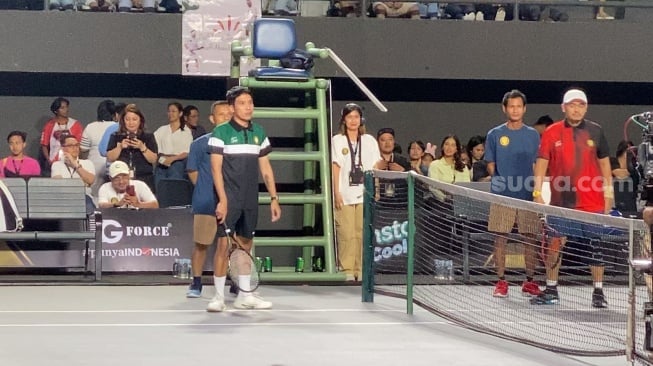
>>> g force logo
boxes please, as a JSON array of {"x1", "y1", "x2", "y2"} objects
[{"x1": 102, "y1": 219, "x2": 172, "y2": 244}]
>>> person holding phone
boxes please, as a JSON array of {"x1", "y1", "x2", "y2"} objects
[
  {"x1": 98, "y1": 161, "x2": 159, "y2": 209},
  {"x1": 107, "y1": 104, "x2": 158, "y2": 192}
]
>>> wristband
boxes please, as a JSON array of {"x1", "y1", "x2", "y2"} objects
[
  {"x1": 532, "y1": 190, "x2": 542, "y2": 198},
  {"x1": 270, "y1": 196, "x2": 279, "y2": 202}
]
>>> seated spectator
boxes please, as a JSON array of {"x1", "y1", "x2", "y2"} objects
[
  {"x1": 118, "y1": 0, "x2": 155, "y2": 12},
  {"x1": 98, "y1": 161, "x2": 159, "y2": 209},
  {"x1": 443, "y1": 3, "x2": 478, "y2": 20},
  {"x1": 374, "y1": 128, "x2": 411, "y2": 202},
  {"x1": 153, "y1": 102, "x2": 193, "y2": 188},
  {"x1": 418, "y1": 2, "x2": 440, "y2": 19},
  {"x1": 51, "y1": 135, "x2": 96, "y2": 214},
  {"x1": 40, "y1": 97, "x2": 83, "y2": 175},
  {"x1": 0, "y1": 131, "x2": 41, "y2": 178},
  {"x1": 273, "y1": 0, "x2": 298, "y2": 15},
  {"x1": 49, "y1": 0, "x2": 75, "y2": 10},
  {"x1": 373, "y1": 2, "x2": 420, "y2": 19},
  {"x1": 184, "y1": 105, "x2": 206, "y2": 140},
  {"x1": 99, "y1": 102, "x2": 126, "y2": 158},
  {"x1": 327, "y1": 0, "x2": 362, "y2": 17},
  {"x1": 107, "y1": 104, "x2": 158, "y2": 192},
  {"x1": 466, "y1": 135, "x2": 490, "y2": 182},
  {"x1": 85, "y1": 0, "x2": 114, "y2": 11},
  {"x1": 532, "y1": 114, "x2": 554, "y2": 136},
  {"x1": 428, "y1": 134, "x2": 470, "y2": 185},
  {"x1": 81, "y1": 100, "x2": 118, "y2": 198}
]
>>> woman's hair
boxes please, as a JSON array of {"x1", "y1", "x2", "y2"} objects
[
  {"x1": 119, "y1": 104, "x2": 146, "y2": 135},
  {"x1": 338, "y1": 103, "x2": 366, "y2": 135},
  {"x1": 615, "y1": 139, "x2": 634, "y2": 158},
  {"x1": 168, "y1": 102, "x2": 186, "y2": 131},
  {"x1": 407, "y1": 140, "x2": 425, "y2": 158},
  {"x1": 466, "y1": 135, "x2": 485, "y2": 159},
  {"x1": 440, "y1": 134, "x2": 466, "y2": 172},
  {"x1": 50, "y1": 97, "x2": 70, "y2": 114}
]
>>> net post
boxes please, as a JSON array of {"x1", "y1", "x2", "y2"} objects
[
  {"x1": 406, "y1": 172, "x2": 415, "y2": 315},
  {"x1": 362, "y1": 171, "x2": 375, "y2": 303},
  {"x1": 627, "y1": 218, "x2": 635, "y2": 362}
]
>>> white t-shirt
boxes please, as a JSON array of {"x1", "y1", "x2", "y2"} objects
[
  {"x1": 98, "y1": 179, "x2": 157, "y2": 207},
  {"x1": 51, "y1": 159, "x2": 96, "y2": 196},
  {"x1": 153, "y1": 125, "x2": 193, "y2": 155},
  {"x1": 331, "y1": 133, "x2": 380, "y2": 205},
  {"x1": 81, "y1": 120, "x2": 117, "y2": 196}
]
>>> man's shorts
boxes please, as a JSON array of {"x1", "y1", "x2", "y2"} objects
[
  {"x1": 193, "y1": 214, "x2": 218, "y2": 245},
  {"x1": 487, "y1": 204, "x2": 540, "y2": 234},
  {"x1": 546, "y1": 215, "x2": 627, "y2": 239},
  {"x1": 218, "y1": 207, "x2": 258, "y2": 239}
]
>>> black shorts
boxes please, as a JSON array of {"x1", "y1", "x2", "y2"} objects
[{"x1": 218, "y1": 207, "x2": 258, "y2": 239}]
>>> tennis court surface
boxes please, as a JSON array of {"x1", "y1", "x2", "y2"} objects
[{"x1": 0, "y1": 285, "x2": 627, "y2": 366}]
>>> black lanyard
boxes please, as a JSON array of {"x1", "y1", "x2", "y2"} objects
[
  {"x1": 347, "y1": 135, "x2": 361, "y2": 169},
  {"x1": 11, "y1": 158, "x2": 21, "y2": 176}
]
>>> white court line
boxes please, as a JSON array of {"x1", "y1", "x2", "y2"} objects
[
  {"x1": 0, "y1": 321, "x2": 448, "y2": 328},
  {"x1": 0, "y1": 309, "x2": 407, "y2": 314}
]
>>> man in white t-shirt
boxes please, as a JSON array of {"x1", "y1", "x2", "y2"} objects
[
  {"x1": 81, "y1": 100, "x2": 118, "y2": 198},
  {"x1": 98, "y1": 161, "x2": 159, "y2": 209},
  {"x1": 51, "y1": 135, "x2": 97, "y2": 214}
]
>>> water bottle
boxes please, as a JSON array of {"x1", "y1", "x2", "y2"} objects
[
  {"x1": 172, "y1": 258, "x2": 180, "y2": 278},
  {"x1": 180, "y1": 259, "x2": 190, "y2": 279}
]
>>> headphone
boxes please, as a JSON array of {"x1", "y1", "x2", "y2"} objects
[{"x1": 340, "y1": 103, "x2": 365, "y2": 125}]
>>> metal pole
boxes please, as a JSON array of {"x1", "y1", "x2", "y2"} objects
[
  {"x1": 362, "y1": 171, "x2": 375, "y2": 302},
  {"x1": 406, "y1": 173, "x2": 415, "y2": 315},
  {"x1": 626, "y1": 219, "x2": 635, "y2": 362}
]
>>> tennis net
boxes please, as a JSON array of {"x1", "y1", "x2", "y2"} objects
[{"x1": 361, "y1": 170, "x2": 653, "y2": 362}]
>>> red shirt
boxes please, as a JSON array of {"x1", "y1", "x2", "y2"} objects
[{"x1": 538, "y1": 119, "x2": 609, "y2": 213}]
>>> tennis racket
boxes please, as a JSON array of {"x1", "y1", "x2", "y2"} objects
[
  {"x1": 224, "y1": 224, "x2": 260, "y2": 293},
  {"x1": 539, "y1": 216, "x2": 562, "y2": 270}
]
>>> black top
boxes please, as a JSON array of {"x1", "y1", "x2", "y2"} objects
[{"x1": 107, "y1": 131, "x2": 158, "y2": 177}]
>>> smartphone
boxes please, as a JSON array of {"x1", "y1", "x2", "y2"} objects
[{"x1": 126, "y1": 185, "x2": 136, "y2": 196}]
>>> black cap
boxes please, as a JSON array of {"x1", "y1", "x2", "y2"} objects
[{"x1": 376, "y1": 127, "x2": 395, "y2": 140}]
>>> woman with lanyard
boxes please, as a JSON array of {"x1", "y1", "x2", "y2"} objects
[
  {"x1": 106, "y1": 104, "x2": 158, "y2": 192},
  {"x1": 331, "y1": 103, "x2": 380, "y2": 281}
]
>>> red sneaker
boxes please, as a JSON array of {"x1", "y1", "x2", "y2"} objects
[
  {"x1": 521, "y1": 281, "x2": 541, "y2": 297},
  {"x1": 493, "y1": 280, "x2": 508, "y2": 297}
]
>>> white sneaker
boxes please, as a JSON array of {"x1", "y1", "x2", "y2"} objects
[
  {"x1": 475, "y1": 11, "x2": 484, "y2": 21},
  {"x1": 462, "y1": 12, "x2": 475, "y2": 21},
  {"x1": 206, "y1": 296, "x2": 226, "y2": 312},
  {"x1": 233, "y1": 294, "x2": 272, "y2": 309}
]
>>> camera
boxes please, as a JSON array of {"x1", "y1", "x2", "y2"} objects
[
  {"x1": 636, "y1": 112, "x2": 653, "y2": 205},
  {"x1": 349, "y1": 166, "x2": 364, "y2": 186}
]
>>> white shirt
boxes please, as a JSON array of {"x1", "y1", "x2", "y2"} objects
[
  {"x1": 51, "y1": 159, "x2": 96, "y2": 196},
  {"x1": 81, "y1": 120, "x2": 117, "y2": 196},
  {"x1": 331, "y1": 133, "x2": 380, "y2": 205},
  {"x1": 153, "y1": 125, "x2": 193, "y2": 155},
  {"x1": 98, "y1": 179, "x2": 157, "y2": 207}
]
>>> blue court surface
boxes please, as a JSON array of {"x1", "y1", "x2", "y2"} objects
[{"x1": 0, "y1": 285, "x2": 628, "y2": 366}]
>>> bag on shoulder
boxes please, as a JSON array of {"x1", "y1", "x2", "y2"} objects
[
  {"x1": 280, "y1": 49, "x2": 315, "y2": 71},
  {"x1": 0, "y1": 180, "x2": 23, "y2": 232}
]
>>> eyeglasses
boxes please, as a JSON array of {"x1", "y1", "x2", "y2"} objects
[{"x1": 63, "y1": 144, "x2": 81, "y2": 148}]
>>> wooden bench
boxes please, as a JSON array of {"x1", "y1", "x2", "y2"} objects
[{"x1": 0, "y1": 178, "x2": 103, "y2": 280}]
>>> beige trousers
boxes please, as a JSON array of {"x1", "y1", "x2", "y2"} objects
[{"x1": 334, "y1": 203, "x2": 364, "y2": 278}]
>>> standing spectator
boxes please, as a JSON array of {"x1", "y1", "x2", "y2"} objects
[
  {"x1": 332, "y1": 104, "x2": 380, "y2": 282},
  {"x1": 532, "y1": 114, "x2": 554, "y2": 136},
  {"x1": 51, "y1": 135, "x2": 96, "y2": 214},
  {"x1": 484, "y1": 90, "x2": 541, "y2": 298},
  {"x1": 81, "y1": 100, "x2": 118, "y2": 198},
  {"x1": 184, "y1": 102, "x2": 230, "y2": 299},
  {"x1": 428, "y1": 135, "x2": 470, "y2": 192},
  {"x1": 107, "y1": 104, "x2": 158, "y2": 192},
  {"x1": 420, "y1": 142, "x2": 436, "y2": 175},
  {"x1": 467, "y1": 135, "x2": 490, "y2": 182},
  {"x1": 98, "y1": 161, "x2": 159, "y2": 209},
  {"x1": 209, "y1": 100, "x2": 232, "y2": 127},
  {"x1": 532, "y1": 88, "x2": 613, "y2": 308},
  {"x1": 208, "y1": 86, "x2": 281, "y2": 310},
  {"x1": 0, "y1": 131, "x2": 41, "y2": 178},
  {"x1": 184, "y1": 105, "x2": 206, "y2": 140},
  {"x1": 153, "y1": 102, "x2": 193, "y2": 188},
  {"x1": 407, "y1": 140, "x2": 426, "y2": 175},
  {"x1": 98, "y1": 103, "x2": 127, "y2": 158},
  {"x1": 610, "y1": 140, "x2": 639, "y2": 216},
  {"x1": 40, "y1": 97, "x2": 83, "y2": 174}
]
